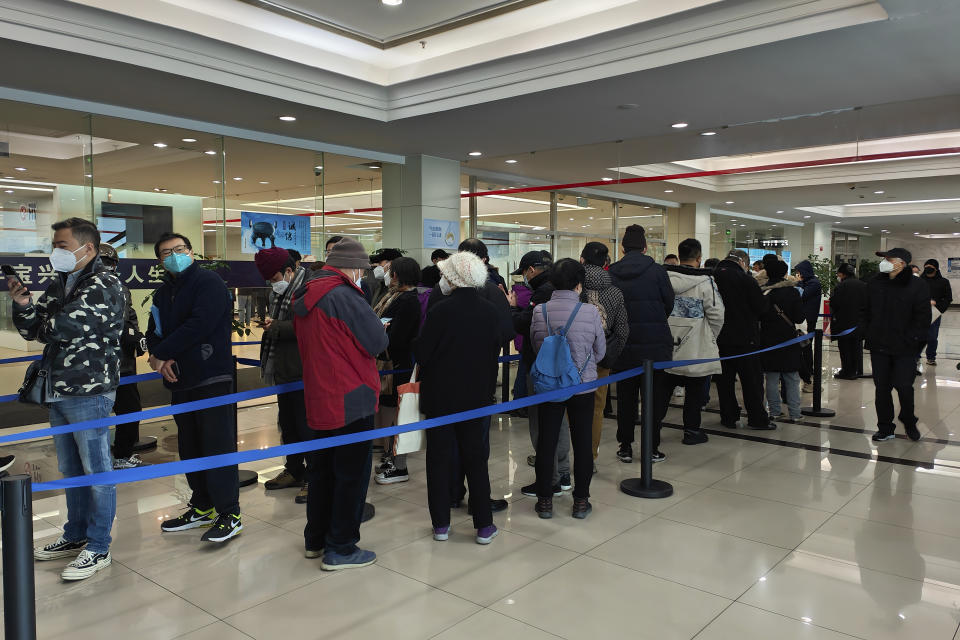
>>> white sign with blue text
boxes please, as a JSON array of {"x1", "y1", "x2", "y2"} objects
[{"x1": 423, "y1": 218, "x2": 459, "y2": 249}]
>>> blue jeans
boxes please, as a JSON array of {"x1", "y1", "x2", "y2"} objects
[
  {"x1": 765, "y1": 371, "x2": 801, "y2": 419},
  {"x1": 49, "y1": 395, "x2": 117, "y2": 554}
]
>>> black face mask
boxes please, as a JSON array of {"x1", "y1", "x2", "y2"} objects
[{"x1": 925, "y1": 267, "x2": 936, "y2": 275}]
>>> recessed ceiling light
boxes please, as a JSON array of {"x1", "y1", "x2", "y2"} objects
[
  {"x1": 700, "y1": 131, "x2": 717, "y2": 136},
  {"x1": 914, "y1": 232, "x2": 920, "y2": 235},
  {"x1": 232, "y1": 177, "x2": 243, "y2": 181},
  {"x1": 602, "y1": 177, "x2": 614, "y2": 181},
  {"x1": 505, "y1": 159, "x2": 518, "y2": 164},
  {"x1": 212, "y1": 180, "x2": 221, "y2": 184},
  {"x1": 278, "y1": 115, "x2": 297, "y2": 121},
  {"x1": 730, "y1": 219, "x2": 737, "y2": 222},
  {"x1": 204, "y1": 150, "x2": 216, "y2": 155},
  {"x1": 671, "y1": 122, "x2": 689, "y2": 129},
  {"x1": 382, "y1": 0, "x2": 402, "y2": 5},
  {"x1": 803, "y1": 215, "x2": 811, "y2": 219},
  {"x1": 468, "y1": 151, "x2": 482, "y2": 157},
  {"x1": 776, "y1": 210, "x2": 784, "y2": 213},
  {"x1": 725, "y1": 201, "x2": 735, "y2": 204},
  {"x1": 863, "y1": 226, "x2": 869, "y2": 229},
  {"x1": 3, "y1": 189, "x2": 12, "y2": 194},
  {"x1": 84, "y1": 174, "x2": 92, "y2": 178},
  {"x1": 834, "y1": 221, "x2": 841, "y2": 224},
  {"x1": 314, "y1": 165, "x2": 323, "y2": 171},
  {"x1": 181, "y1": 138, "x2": 197, "y2": 143},
  {"x1": 664, "y1": 189, "x2": 674, "y2": 193},
  {"x1": 259, "y1": 181, "x2": 269, "y2": 184},
  {"x1": 569, "y1": 217, "x2": 574, "y2": 221},
  {"x1": 153, "y1": 187, "x2": 161, "y2": 192},
  {"x1": 153, "y1": 142, "x2": 167, "y2": 148},
  {"x1": 874, "y1": 190, "x2": 884, "y2": 194},
  {"x1": 14, "y1": 167, "x2": 26, "y2": 171}
]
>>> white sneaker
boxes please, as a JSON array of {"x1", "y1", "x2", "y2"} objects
[
  {"x1": 802, "y1": 382, "x2": 813, "y2": 394},
  {"x1": 113, "y1": 454, "x2": 145, "y2": 470},
  {"x1": 61, "y1": 550, "x2": 111, "y2": 581}
]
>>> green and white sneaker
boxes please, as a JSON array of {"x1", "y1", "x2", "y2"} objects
[
  {"x1": 34, "y1": 536, "x2": 86, "y2": 561},
  {"x1": 201, "y1": 513, "x2": 242, "y2": 543},
  {"x1": 161, "y1": 505, "x2": 217, "y2": 532},
  {"x1": 61, "y1": 550, "x2": 111, "y2": 581}
]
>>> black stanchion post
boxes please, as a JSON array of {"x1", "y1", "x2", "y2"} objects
[
  {"x1": 802, "y1": 329, "x2": 837, "y2": 418},
  {"x1": 501, "y1": 344, "x2": 510, "y2": 405},
  {"x1": 233, "y1": 355, "x2": 258, "y2": 487},
  {"x1": 2, "y1": 474, "x2": 37, "y2": 640},
  {"x1": 620, "y1": 360, "x2": 674, "y2": 499}
]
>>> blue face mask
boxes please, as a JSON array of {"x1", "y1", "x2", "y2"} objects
[{"x1": 163, "y1": 253, "x2": 192, "y2": 274}]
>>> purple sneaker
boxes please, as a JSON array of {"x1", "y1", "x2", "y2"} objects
[
  {"x1": 476, "y1": 525, "x2": 499, "y2": 545},
  {"x1": 433, "y1": 526, "x2": 450, "y2": 541}
]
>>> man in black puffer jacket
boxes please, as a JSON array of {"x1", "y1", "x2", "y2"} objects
[
  {"x1": 608, "y1": 225, "x2": 674, "y2": 462},
  {"x1": 713, "y1": 250, "x2": 774, "y2": 430},
  {"x1": 919, "y1": 258, "x2": 952, "y2": 366},
  {"x1": 830, "y1": 263, "x2": 868, "y2": 379},
  {"x1": 865, "y1": 248, "x2": 931, "y2": 442}
]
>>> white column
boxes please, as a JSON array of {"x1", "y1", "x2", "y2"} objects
[
  {"x1": 675, "y1": 203, "x2": 712, "y2": 259},
  {"x1": 812, "y1": 222, "x2": 832, "y2": 259}
]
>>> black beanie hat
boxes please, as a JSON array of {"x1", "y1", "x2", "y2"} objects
[
  {"x1": 925, "y1": 259, "x2": 939, "y2": 270},
  {"x1": 621, "y1": 225, "x2": 647, "y2": 252}
]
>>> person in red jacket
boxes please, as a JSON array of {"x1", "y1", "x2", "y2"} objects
[{"x1": 292, "y1": 237, "x2": 389, "y2": 571}]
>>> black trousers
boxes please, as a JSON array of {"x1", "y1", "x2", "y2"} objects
[
  {"x1": 837, "y1": 335, "x2": 863, "y2": 376},
  {"x1": 303, "y1": 418, "x2": 373, "y2": 555},
  {"x1": 112, "y1": 382, "x2": 142, "y2": 459},
  {"x1": 655, "y1": 373, "x2": 709, "y2": 437},
  {"x1": 426, "y1": 418, "x2": 492, "y2": 530},
  {"x1": 871, "y1": 352, "x2": 917, "y2": 434},
  {"x1": 717, "y1": 345, "x2": 769, "y2": 428},
  {"x1": 449, "y1": 413, "x2": 491, "y2": 504},
  {"x1": 536, "y1": 393, "x2": 594, "y2": 499},
  {"x1": 799, "y1": 340, "x2": 813, "y2": 384},
  {"x1": 615, "y1": 370, "x2": 664, "y2": 447},
  {"x1": 276, "y1": 389, "x2": 308, "y2": 480},
  {"x1": 171, "y1": 381, "x2": 240, "y2": 515}
]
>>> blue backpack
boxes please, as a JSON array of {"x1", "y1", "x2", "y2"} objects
[{"x1": 531, "y1": 302, "x2": 591, "y2": 401}]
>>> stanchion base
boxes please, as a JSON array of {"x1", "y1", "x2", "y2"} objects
[
  {"x1": 801, "y1": 407, "x2": 837, "y2": 417},
  {"x1": 131, "y1": 436, "x2": 158, "y2": 453},
  {"x1": 362, "y1": 502, "x2": 375, "y2": 523},
  {"x1": 238, "y1": 469, "x2": 258, "y2": 488},
  {"x1": 620, "y1": 477, "x2": 674, "y2": 499}
]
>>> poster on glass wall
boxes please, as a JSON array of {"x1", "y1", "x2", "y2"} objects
[
  {"x1": 240, "y1": 211, "x2": 311, "y2": 256},
  {"x1": 423, "y1": 218, "x2": 459, "y2": 249}
]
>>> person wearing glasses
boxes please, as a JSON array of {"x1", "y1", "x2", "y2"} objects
[{"x1": 146, "y1": 233, "x2": 241, "y2": 545}]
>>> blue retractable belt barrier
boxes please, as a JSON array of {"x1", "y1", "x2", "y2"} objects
[
  {"x1": 18, "y1": 327, "x2": 857, "y2": 491},
  {"x1": 0, "y1": 340, "x2": 264, "y2": 365}
]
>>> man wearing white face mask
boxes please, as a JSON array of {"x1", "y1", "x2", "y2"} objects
[
  {"x1": 9, "y1": 217, "x2": 124, "y2": 580},
  {"x1": 255, "y1": 247, "x2": 310, "y2": 501},
  {"x1": 863, "y1": 248, "x2": 931, "y2": 442}
]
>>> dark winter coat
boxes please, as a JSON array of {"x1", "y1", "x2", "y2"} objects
[
  {"x1": 427, "y1": 275, "x2": 513, "y2": 345},
  {"x1": 416, "y1": 287, "x2": 505, "y2": 418},
  {"x1": 922, "y1": 269, "x2": 953, "y2": 313},
  {"x1": 608, "y1": 250, "x2": 674, "y2": 367},
  {"x1": 713, "y1": 258, "x2": 768, "y2": 347},
  {"x1": 13, "y1": 256, "x2": 124, "y2": 396},
  {"x1": 260, "y1": 266, "x2": 308, "y2": 384},
  {"x1": 379, "y1": 289, "x2": 421, "y2": 387},
  {"x1": 862, "y1": 268, "x2": 931, "y2": 356},
  {"x1": 794, "y1": 260, "x2": 822, "y2": 332},
  {"x1": 829, "y1": 275, "x2": 867, "y2": 335},
  {"x1": 512, "y1": 270, "x2": 555, "y2": 367},
  {"x1": 146, "y1": 261, "x2": 233, "y2": 391},
  {"x1": 759, "y1": 278, "x2": 805, "y2": 372},
  {"x1": 581, "y1": 264, "x2": 629, "y2": 369},
  {"x1": 293, "y1": 267, "x2": 390, "y2": 430}
]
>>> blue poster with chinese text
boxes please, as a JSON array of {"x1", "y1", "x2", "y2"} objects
[{"x1": 241, "y1": 211, "x2": 311, "y2": 256}]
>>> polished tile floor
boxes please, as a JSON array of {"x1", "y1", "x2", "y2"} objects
[{"x1": 2, "y1": 319, "x2": 960, "y2": 638}]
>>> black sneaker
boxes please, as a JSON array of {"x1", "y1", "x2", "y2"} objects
[
  {"x1": 0, "y1": 454, "x2": 15, "y2": 474},
  {"x1": 872, "y1": 432, "x2": 896, "y2": 442},
  {"x1": 559, "y1": 474, "x2": 572, "y2": 491},
  {"x1": 749, "y1": 421, "x2": 778, "y2": 431},
  {"x1": 375, "y1": 456, "x2": 394, "y2": 475},
  {"x1": 651, "y1": 451, "x2": 666, "y2": 463},
  {"x1": 161, "y1": 505, "x2": 216, "y2": 532},
  {"x1": 572, "y1": 498, "x2": 592, "y2": 519},
  {"x1": 375, "y1": 467, "x2": 409, "y2": 485},
  {"x1": 905, "y1": 424, "x2": 921, "y2": 441},
  {"x1": 61, "y1": 550, "x2": 111, "y2": 581},
  {"x1": 535, "y1": 497, "x2": 553, "y2": 519},
  {"x1": 34, "y1": 536, "x2": 86, "y2": 561},
  {"x1": 468, "y1": 498, "x2": 509, "y2": 515},
  {"x1": 521, "y1": 482, "x2": 561, "y2": 497},
  {"x1": 201, "y1": 513, "x2": 242, "y2": 543},
  {"x1": 617, "y1": 444, "x2": 633, "y2": 463},
  {"x1": 682, "y1": 430, "x2": 709, "y2": 445}
]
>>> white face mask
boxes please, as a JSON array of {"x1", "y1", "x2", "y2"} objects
[
  {"x1": 49, "y1": 246, "x2": 87, "y2": 273},
  {"x1": 271, "y1": 280, "x2": 289, "y2": 294},
  {"x1": 878, "y1": 260, "x2": 895, "y2": 274},
  {"x1": 373, "y1": 265, "x2": 386, "y2": 280},
  {"x1": 439, "y1": 276, "x2": 453, "y2": 295}
]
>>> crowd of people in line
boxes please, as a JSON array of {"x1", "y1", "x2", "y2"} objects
[{"x1": 2, "y1": 216, "x2": 950, "y2": 581}]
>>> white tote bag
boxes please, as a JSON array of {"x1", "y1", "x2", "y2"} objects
[{"x1": 394, "y1": 364, "x2": 425, "y2": 455}]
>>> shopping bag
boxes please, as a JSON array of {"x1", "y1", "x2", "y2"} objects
[{"x1": 394, "y1": 364, "x2": 425, "y2": 455}]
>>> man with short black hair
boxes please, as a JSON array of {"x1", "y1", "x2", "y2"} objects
[
  {"x1": 920, "y1": 258, "x2": 952, "y2": 366},
  {"x1": 148, "y1": 231, "x2": 242, "y2": 544},
  {"x1": 10, "y1": 217, "x2": 124, "y2": 580},
  {"x1": 865, "y1": 248, "x2": 930, "y2": 442},
  {"x1": 420, "y1": 249, "x2": 450, "y2": 288},
  {"x1": 324, "y1": 236, "x2": 344, "y2": 257},
  {"x1": 664, "y1": 254, "x2": 680, "y2": 266},
  {"x1": 831, "y1": 263, "x2": 867, "y2": 379},
  {"x1": 459, "y1": 238, "x2": 506, "y2": 289}
]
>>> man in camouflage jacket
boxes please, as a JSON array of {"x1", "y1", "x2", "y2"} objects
[{"x1": 8, "y1": 217, "x2": 124, "y2": 581}]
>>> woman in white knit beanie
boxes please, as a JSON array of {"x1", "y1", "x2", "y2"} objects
[{"x1": 437, "y1": 251, "x2": 489, "y2": 293}]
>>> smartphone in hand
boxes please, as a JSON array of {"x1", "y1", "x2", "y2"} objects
[{"x1": 2, "y1": 264, "x2": 29, "y2": 302}]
